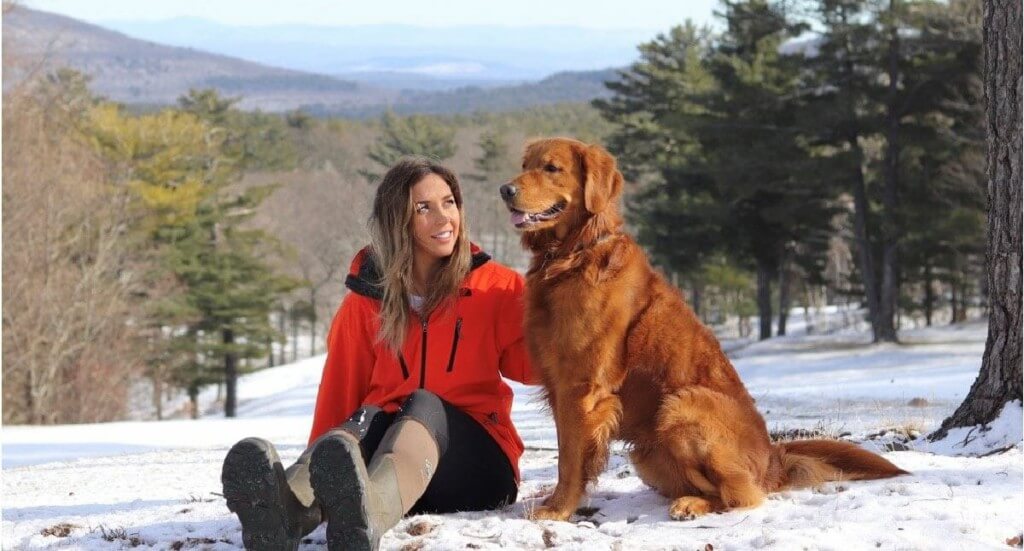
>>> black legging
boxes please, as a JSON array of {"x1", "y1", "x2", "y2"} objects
[{"x1": 337, "y1": 389, "x2": 518, "y2": 514}]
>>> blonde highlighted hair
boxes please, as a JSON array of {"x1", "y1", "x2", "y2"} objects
[{"x1": 368, "y1": 157, "x2": 471, "y2": 353}]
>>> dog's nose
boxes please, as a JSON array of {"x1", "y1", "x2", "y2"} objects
[{"x1": 500, "y1": 184, "x2": 518, "y2": 201}]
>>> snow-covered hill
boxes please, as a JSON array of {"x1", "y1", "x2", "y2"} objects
[{"x1": 3, "y1": 321, "x2": 1021, "y2": 549}]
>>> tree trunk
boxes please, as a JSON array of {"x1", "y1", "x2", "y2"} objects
[
  {"x1": 950, "y1": 282, "x2": 960, "y2": 325},
  {"x1": 803, "y1": 282, "x2": 814, "y2": 335},
  {"x1": 923, "y1": 263, "x2": 934, "y2": 326},
  {"x1": 877, "y1": 0, "x2": 902, "y2": 343},
  {"x1": 777, "y1": 250, "x2": 792, "y2": 336},
  {"x1": 188, "y1": 385, "x2": 199, "y2": 420},
  {"x1": 931, "y1": 0, "x2": 1022, "y2": 440},
  {"x1": 224, "y1": 328, "x2": 238, "y2": 418},
  {"x1": 958, "y1": 282, "x2": 970, "y2": 322},
  {"x1": 691, "y1": 284, "x2": 703, "y2": 319},
  {"x1": 267, "y1": 335, "x2": 275, "y2": 367},
  {"x1": 310, "y1": 294, "x2": 317, "y2": 356},
  {"x1": 291, "y1": 311, "x2": 299, "y2": 362},
  {"x1": 849, "y1": 143, "x2": 882, "y2": 341},
  {"x1": 153, "y1": 374, "x2": 163, "y2": 421},
  {"x1": 839, "y1": 6, "x2": 883, "y2": 343},
  {"x1": 756, "y1": 260, "x2": 773, "y2": 340},
  {"x1": 277, "y1": 307, "x2": 286, "y2": 366}
]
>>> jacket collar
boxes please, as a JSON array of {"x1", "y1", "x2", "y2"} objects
[{"x1": 344, "y1": 245, "x2": 491, "y2": 300}]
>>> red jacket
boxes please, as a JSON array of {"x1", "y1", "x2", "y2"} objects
[{"x1": 309, "y1": 245, "x2": 534, "y2": 481}]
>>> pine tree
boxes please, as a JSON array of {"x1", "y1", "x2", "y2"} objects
[
  {"x1": 91, "y1": 91, "x2": 298, "y2": 418},
  {"x1": 173, "y1": 89, "x2": 298, "y2": 417},
  {"x1": 360, "y1": 111, "x2": 457, "y2": 183},
  {"x1": 165, "y1": 186, "x2": 297, "y2": 417},
  {"x1": 595, "y1": 23, "x2": 725, "y2": 313},
  {"x1": 804, "y1": 0, "x2": 985, "y2": 340},
  {"x1": 466, "y1": 131, "x2": 517, "y2": 263},
  {"x1": 692, "y1": 0, "x2": 835, "y2": 339}
]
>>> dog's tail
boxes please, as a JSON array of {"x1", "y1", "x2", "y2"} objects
[{"x1": 775, "y1": 440, "x2": 908, "y2": 489}]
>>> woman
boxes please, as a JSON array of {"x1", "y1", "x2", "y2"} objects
[{"x1": 221, "y1": 157, "x2": 533, "y2": 551}]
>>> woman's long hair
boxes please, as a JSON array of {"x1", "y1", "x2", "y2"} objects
[{"x1": 368, "y1": 157, "x2": 472, "y2": 353}]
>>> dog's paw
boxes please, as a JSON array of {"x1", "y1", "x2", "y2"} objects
[
  {"x1": 528, "y1": 505, "x2": 572, "y2": 522},
  {"x1": 668, "y1": 496, "x2": 714, "y2": 521}
]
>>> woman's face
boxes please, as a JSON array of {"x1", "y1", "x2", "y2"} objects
[{"x1": 409, "y1": 173, "x2": 460, "y2": 263}]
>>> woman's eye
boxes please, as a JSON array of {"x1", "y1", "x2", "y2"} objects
[
  {"x1": 544, "y1": 164, "x2": 559, "y2": 173},
  {"x1": 416, "y1": 205, "x2": 428, "y2": 214}
]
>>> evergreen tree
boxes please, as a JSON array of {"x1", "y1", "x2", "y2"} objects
[
  {"x1": 91, "y1": 91, "x2": 298, "y2": 418},
  {"x1": 804, "y1": 0, "x2": 984, "y2": 340},
  {"x1": 360, "y1": 111, "x2": 457, "y2": 183},
  {"x1": 691, "y1": 0, "x2": 835, "y2": 339},
  {"x1": 595, "y1": 23, "x2": 725, "y2": 313},
  {"x1": 178, "y1": 88, "x2": 296, "y2": 172},
  {"x1": 165, "y1": 185, "x2": 297, "y2": 417},
  {"x1": 466, "y1": 131, "x2": 517, "y2": 263},
  {"x1": 173, "y1": 89, "x2": 298, "y2": 417}
]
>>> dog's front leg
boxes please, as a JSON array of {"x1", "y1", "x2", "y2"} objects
[{"x1": 530, "y1": 384, "x2": 621, "y2": 521}]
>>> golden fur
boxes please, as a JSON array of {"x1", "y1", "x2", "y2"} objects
[{"x1": 503, "y1": 137, "x2": 907, "y2": 521}]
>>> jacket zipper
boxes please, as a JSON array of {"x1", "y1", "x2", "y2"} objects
[
  {"x1": 397, "y1": 354, "x2": 410, "y2": 380},
  {"x1": 446, "y1": 317, "x2": 463, "y2": 372},
  {"x1": 418, "y1": 316, "x2": 428, "y2": 389}
]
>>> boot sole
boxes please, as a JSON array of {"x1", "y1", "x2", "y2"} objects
[
  {"x1": 309, "y1": 436, "x2": 375, "y2": 551},
  {"x1": 222, "y1": 439, "x2": 301, "y2": 551}
]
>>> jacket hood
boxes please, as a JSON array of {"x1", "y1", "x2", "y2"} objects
[{"x1": 344, "y1": 244, "x2": 492, "y2": 300}]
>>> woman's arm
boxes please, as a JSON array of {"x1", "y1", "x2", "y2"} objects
[
  {"x1": 308, "y1": 292, "x2": 376, "y2": 445},
  {"x1": 496, "y1": 272, "x2": 536, "y2": 385}
]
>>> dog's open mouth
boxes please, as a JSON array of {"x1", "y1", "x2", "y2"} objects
[{"x1": 508, "y1": 201, "x2": 566, "y2": 229}]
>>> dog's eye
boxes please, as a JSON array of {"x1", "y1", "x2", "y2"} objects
[{"x1": 544, "y1": 164, "x2": 559, "y2": 173}]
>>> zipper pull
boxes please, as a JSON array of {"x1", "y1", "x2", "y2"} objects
[{"x1": 446, "y1": 317, "x2": 463, "y2": 373}]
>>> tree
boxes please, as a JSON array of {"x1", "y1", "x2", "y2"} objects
[
  {"x1": 89, "y1": 102, "x2": 216, "y2": 419},
  {"x1": 171, "y1": 90, "x2": 299, "y2": 417},
  {"x1": 804, "y1": 0, "x2": 985, "y2": 341},
  {"x1": 90, "y1": 90, "x2": 298, "y2": 418},
  {"x1": 898, "y1": 0, "x2": 986, "y2": 326},
  {"x1": 2, "y1": 69, "x2": 142, "y2": 424},
  {"x1": 465, "y1": 131, "x2": 519, "y2": 265},
  {"x1": 691, "y1": 0, "x2": 836, "y2": 339},
  {"x1": 171, "y1": 186, "x2": 298, "y2": 417},
  {"x1": 595, "y1": 23, "x2": 725, "y2": 314},
  {"x1": 930, "y1": 0, "x2": 1022, "y2": 440},
  {"x1": 360, "y1": 111, "x2": 457, "y2": 183}
]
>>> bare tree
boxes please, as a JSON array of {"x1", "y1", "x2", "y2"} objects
[
  {"x1": 930, "y1": 0, "x2": 1022, "y2": 440},
  {"x1": 249, "y1": 163, "x2": 371, "y2": 358},
  {"x1": 2, "y1": 60, "x2": 142, "y2": 424}
]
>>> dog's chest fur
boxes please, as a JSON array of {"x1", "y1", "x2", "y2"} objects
[{"x1": 522, "y1": 245, "x2": 642, "y2": 382}]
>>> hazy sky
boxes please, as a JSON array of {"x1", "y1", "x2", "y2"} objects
[{"x1": 25, "y1": 0, "x2": 718, "y2": 29}]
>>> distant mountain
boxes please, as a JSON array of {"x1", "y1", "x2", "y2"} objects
[
  {"x1": 97, "y1": 17, "x2": 650, "y2": 82},
  {"x1": 306, "y1": 69, "x2": 620, "y2": 118},
  {"x1": 2, "y1": 7, "x2": 388, "y2": 111},
  {"x1": 2, "y1": 7, "x2": 624, "y2": 116},
  {"x1": 333, "y1": 71, "x2": 520, "y2": 92}
]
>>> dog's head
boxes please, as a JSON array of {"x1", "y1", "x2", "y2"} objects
[{"x1": 500, "y1": 137, "x2": 624, "y2": 239}]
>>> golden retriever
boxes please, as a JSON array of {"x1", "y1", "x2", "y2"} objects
[{"x1": 500, "y1": 137, "x2": 906, "y2": 522}]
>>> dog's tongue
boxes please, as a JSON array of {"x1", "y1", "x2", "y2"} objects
[{"x1": 510, "y1": 211, "x2": 528, "y2": 226}]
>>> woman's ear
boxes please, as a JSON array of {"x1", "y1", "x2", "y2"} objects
[{"x1": 581, "y1": 144, "x2": 624, "y2": 214}]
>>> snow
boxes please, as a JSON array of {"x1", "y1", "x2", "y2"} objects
[{"x1": 3, "y1": 320, "x2": 1022, "y2": 550}]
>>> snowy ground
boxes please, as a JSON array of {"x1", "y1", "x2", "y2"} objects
[{"x1": 3, "y1": 320, "x2": 1022, "y2": 550}]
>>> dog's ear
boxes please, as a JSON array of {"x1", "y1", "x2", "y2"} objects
[{"x1": 580, "y1": 144, "x2": 624, "y2": 214}]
